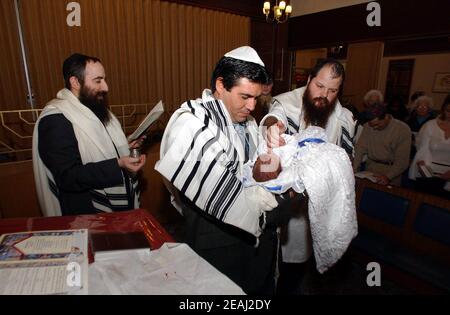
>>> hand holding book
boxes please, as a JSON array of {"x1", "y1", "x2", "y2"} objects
[
  {"x1": 417, "y1": 161, "x2": 434, "y2": 178},
  {"x1": 127, "y1": 100, "x2": 164, "y2": 142}
]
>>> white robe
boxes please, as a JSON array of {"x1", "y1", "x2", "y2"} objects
[
  {"x1": 245, "y1": 126, "x2": 358, "y2": 273},
  {"x1": 32, "y1": 89, "x2": 136, "y2": 216},
  {"x1": 409, "y1": 119, "x2": 450, "y2": 191},
  {"x1": 260, "y1": 86, "x2": 356, "y2": 265}
]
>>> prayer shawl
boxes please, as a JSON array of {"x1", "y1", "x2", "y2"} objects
[
  {"x1": 261, "y1": 86, "x2": 355, "y2": 155},
  {"x1": 32, "y1": 89, "x2": 138, "y2": 216},
  {"x1": 155, "y1": 89, "x2": 278, "y2": 237}
]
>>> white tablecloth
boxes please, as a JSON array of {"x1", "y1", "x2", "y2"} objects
[{"x1": 88, "y1": 242, "x2": 245, "y2": 295}]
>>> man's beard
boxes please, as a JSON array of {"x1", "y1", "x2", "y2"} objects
[
  {"x1": 78, "y1": 85, "x2": 110, "y2": 124},
  {"x1": 302, "y1": 86, "x2": 337, "y2": 128}
]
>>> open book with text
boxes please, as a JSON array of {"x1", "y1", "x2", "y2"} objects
[
  {"x1": 354, "y1": 171, "x2": 378, "y2": 183},
  {"x1": 127, "y1": 100, "x2": 164, "y2": 142},
  {"x1": 0, "y1": 229, "x2": 88, "y2": 295}
]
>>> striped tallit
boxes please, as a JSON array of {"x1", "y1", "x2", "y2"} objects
[
  {"x1": 32, "y1": 89, "x2": 139, "y2": 216},
  {"x1": 155, "y1": 89, "x2": 277, "y2": 237}
]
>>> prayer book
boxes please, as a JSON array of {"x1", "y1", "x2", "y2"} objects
[
  {"x1": 355, "y1": 171, "x2": 378, "y2": 183},
  {"x1": 418, "y1": 164, "x2": 434, "y2": 178},
  {"x1": 127, "y1": 100, "x2": 164, "y2": 141}
]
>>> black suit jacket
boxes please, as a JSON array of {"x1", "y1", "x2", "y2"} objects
[{"x1": 38, "y1": 114, "x2": 126, "y2": 215}]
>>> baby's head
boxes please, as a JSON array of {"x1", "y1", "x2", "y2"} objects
[{"x1": 253, "y1": 153, "x2": 282, "y2": 182}]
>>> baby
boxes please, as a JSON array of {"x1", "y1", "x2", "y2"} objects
[
  {"x1": 252, "y1": 152, "x2": 282, "y2": 182},
  {"x1": 243, "y1": 126, "x2": 328, "y2": 194},
  {"x1": 245, "y1": 126, "x2": 358, "y2": 274}
]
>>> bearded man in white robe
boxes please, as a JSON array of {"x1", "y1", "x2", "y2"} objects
[{"x1": 260, "y1": 58, "x2": 356, "y2": 294}]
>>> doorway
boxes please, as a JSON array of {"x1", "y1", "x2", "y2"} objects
[{"x1": 385, "y1": 59, "x2": 415, "y2": 104}]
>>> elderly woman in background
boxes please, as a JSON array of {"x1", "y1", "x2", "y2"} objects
[
  {"x1": 406, "y1": 95, "x2": 436, "y2": 158},
  {"x1": 406, "y1": 95, "x2": 436, "y2": 133},
  {"x1": 409, "y1": 94, "x2": 450, "y2": 199}
]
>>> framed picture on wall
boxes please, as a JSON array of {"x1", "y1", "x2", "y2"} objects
[{"x1": 432, "y1": 72, "x2": 450, "y2": 93}]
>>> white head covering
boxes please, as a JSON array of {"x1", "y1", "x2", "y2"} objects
[{"x1": 224, "y1": 46, "x2": 265, "y2": 67}]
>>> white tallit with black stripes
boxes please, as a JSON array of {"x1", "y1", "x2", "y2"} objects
[
  {"x1": 155, "y1": 89, "x2": 278, "y2": 237},
  {"x1": 260, "y1": 86, "x2": 355, "y2": 155},
  {"x1": 32, "y1": 88, "x2": 138, "y2": 216}
]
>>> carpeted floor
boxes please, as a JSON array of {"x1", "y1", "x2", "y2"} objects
[
  {"x1": 160, "y1": 213, "x2": 417, "y2": 295},
  {"x1": 296, "y1": 253, "x2": 413, "y2": 295}
]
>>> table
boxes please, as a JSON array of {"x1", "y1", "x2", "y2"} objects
[
  {"x1": 0, "y1": 209, "x2": 175, "y2": 257},
  {"x1": 0, "y1": 209, "x2": 245, "y2": 294}
]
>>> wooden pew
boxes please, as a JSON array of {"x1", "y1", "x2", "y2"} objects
[{"x1": 352, "y1": 178, "x2": 450, "y2": 293}]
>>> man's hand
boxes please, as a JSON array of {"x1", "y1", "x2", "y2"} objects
[
  {"x1": 129, "y1": 135, "x2": 146, "y2": 149},
  {"x1": 373, "y1": 174, "x2": 390, "y2": 185},
  {"x1": 118, "y1": 154, "x2": 146, "y2": 173},
  {"x1": 265, "y1": 120, "x2": 286, "y2": 149},
  {"x1": 416, "y1": 160, "x2": 426, "y2": 166}
]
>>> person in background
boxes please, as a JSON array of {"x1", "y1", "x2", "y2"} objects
[
  {"x1": 33, "y1": 53, "x2": 146, "y2": 217},
  {"x1": 387, "y1": 95, "x2": 408, "y2": 121},
  {"x1": 407, "y1": 90, "x2": 426, "y2": 113},
  {"x1": 252, "y1": 77, "x2": 274, "y2": 123},
  {"x1": 409, "y1": 94, "x2": 450, "y2": 199},
  {"x1": 355, "y1": 89, "x2": 385, "y2": 145},
  {"x1": 353, "y1": 102, "x2": 412, "y2": 186},
  {"x1": 406, "y1": 95, "x2": 436, "y2": 133},
  {"x1": 406, "y1": 95, "x2": 436, "y2": 159}
]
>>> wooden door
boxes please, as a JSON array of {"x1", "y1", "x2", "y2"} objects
[
  {"x1": 342, "y1": 41, "x2": 384, "y2": 112},
  {"x1": 385, "y1": 59, "x2": 415, "y2": 104}
]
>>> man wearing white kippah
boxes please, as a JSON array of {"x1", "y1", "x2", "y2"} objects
[{"x1": 156, "y1": 46, "x2": 299, "y2": 294}]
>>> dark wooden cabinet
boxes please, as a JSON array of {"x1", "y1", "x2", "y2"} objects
[{"x1": 251, "y1": 19, "x2": 292, "y2": 96}]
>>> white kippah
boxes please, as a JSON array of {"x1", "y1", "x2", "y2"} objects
[{"x1": 224, "y1": 46, "x2": 265, "y2": 67}]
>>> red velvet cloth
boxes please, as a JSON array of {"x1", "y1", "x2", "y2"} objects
[{"x1": 0, "y1": 209, "x2": 174, "y2": 262}]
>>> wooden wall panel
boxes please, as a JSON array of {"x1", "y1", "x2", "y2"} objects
[
  {"x1": 13, "y1": 0, "x2": 250, "y2": 112},
  {"x1": 342, "y1": 41, "x2": 384, "y2": 110},
  {"x1": 0, "y1": 0, "x2": 250, "y2": 218},
  {"x1": 0, "y1": 161, "x2": 41, "y2": 218},
  {"x1": 163, "y1": 0, "x2": 263, "y2": 19},
  {"x1": 139, "y1": 142, "x2": 181, "y2": 224},
  {"x1": 0, "y1": 142, "x2": 179, "y2": 221},
  {"x1": 0, "y1": 0, "x2": 28, "y2": 110}
]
